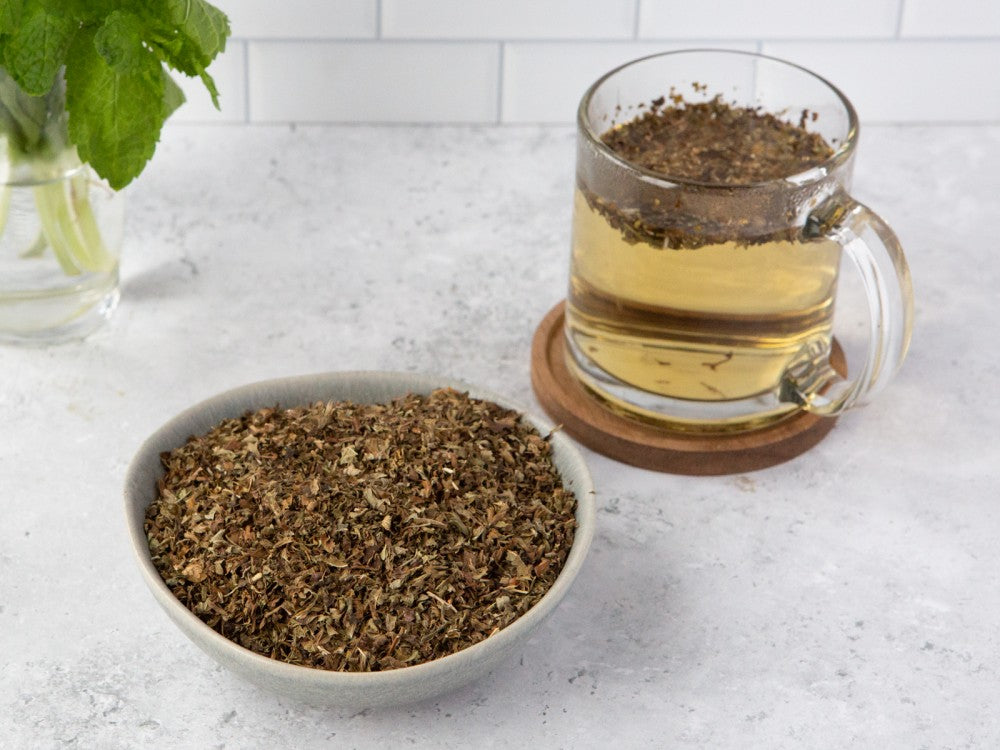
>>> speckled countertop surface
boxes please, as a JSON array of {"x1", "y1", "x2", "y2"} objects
[{"x1": 1, "y1": 123, "x2": 998, "y2": 749}]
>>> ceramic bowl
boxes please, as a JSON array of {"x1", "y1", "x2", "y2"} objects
[{"x1": 124, "y1": 371, "x2": 595, "y2": 709}]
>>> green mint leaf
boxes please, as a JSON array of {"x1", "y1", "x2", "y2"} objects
[
  {"x1": 165, "y1": 0, "x2": 230, "y2": 63},
  {"x1": 94, "y1": 10, "x2": 146, "y2": 73},
  {"x1": 2, "y1": 2, "x2": 75, "y2": 95},
  {"x1": 198, "y1": 68, "x2": 220, "y2": 109},
  {"x1": 65, "y1": 27, "x2": 166, "y2": 189},
  {"x1": 4, "y1": 0, "x2": 228, "y2": 180},
  {"x1": 68, "y1": 0, "x2": 120, "y2": 22},
  {"x1": 0, "y1": 0, "x2": 24, "y2": 35},
  {"x1": 150, "y1": 0, "x2": 229, "y2": 108},
  {"x1": 160, "y1": 68, "x2": 185, "y2": 121},
  {"x1": 0, "y1": 67, "x2": 44, "y2": 151},
  {"x1": 0, "y1": 55, "x2": 69, "y2": 156}
]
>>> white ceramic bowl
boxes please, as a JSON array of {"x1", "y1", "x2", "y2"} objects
[{"x1": 124, "y1": 371, "x2": 595, "y2": 709}]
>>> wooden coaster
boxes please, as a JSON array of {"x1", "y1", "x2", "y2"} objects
[{"x1": 530, "y1": 301, "x2": 845, "y2": 476}]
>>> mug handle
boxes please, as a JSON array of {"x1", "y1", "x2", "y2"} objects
[{"x1": 783, "y1": 195, "x2": 914, "y2": 416}]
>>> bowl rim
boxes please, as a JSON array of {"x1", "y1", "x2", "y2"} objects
[{"x1": 124, "y1": 370, "x2": 596, "y2": 688}]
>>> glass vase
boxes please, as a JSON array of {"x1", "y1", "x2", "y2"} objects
[{"x1": 0, "y1": 149, "x2": 123, "y2": 344}]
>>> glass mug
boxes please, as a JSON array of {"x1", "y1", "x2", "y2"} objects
[{"x1": 564, "y1": 49, "x2": 913, "y2": 433}]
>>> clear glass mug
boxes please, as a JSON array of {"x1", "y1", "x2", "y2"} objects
[{"x1": 564, "y1": 49, "x2": 913, "y2": 433}]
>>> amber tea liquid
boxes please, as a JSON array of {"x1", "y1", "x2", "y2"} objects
[{"x1": 565, "y1": 189, "x2": 842, "y2": 431}]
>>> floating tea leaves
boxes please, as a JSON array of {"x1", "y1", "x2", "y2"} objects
[
  {"x1": 144, "y1": 389, "x2": 577, "y2": 672},
  {"x1": 586, "y1": 88, "x2": 837, "y2": 249},
  {"x1": 601, "y1": 91, "x2": 834, "y2": 185}
]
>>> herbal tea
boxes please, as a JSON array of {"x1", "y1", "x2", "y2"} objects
[
  {"x1": 567, "y1": 189, "x2": 842, "y2": 404},
  {"x1": 566, "y1": 93, "x2": 841, "y2": 430},
  {"x1": 562, "y1": 51, "x2": 913, "y2": 438},
  {"x1": 145, "y1": 389, "x2": 577, "y2": 673}
]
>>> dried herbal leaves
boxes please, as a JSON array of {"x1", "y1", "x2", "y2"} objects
[
  {"x1": 584, "y1": 90, "x2": 837, "y2": 249},
  {"x1": 601, "y1": 93, "x2": 834, "y2": 185},
  {"x1": 144, "y1": 388, "x2": 577, "y2": 673}
]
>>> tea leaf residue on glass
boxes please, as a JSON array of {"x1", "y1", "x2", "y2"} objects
[{"x1": 601, "y1": 90, "x2": 834, "y2": 185}]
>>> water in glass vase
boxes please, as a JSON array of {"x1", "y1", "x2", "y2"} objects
[{"x1": 0, "y1": 163, "x2": 122, "y2": 344}]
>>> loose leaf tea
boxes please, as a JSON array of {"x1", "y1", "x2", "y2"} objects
[
  {"x1": 601, "y1": 93, "x2": 834, "y2": 185},
  {"x1": 144, "y1": 389, "x2": 577, "y2": 672},
  {"x1": 582, "y1": 89, "x2": 838, "y2": 250}
]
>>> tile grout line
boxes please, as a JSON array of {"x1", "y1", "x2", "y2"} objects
[
  {"x1": 242, "y1": 40, "x2": 251, "y2": 124},
  {"x1": 496, "y1": 43, "x2": 505, "y2": 125},
  {"x1": 171, "y1": 119, "x2": 1000, "y2": 128},
  {"x1": 229, "y1": 26, "x2": 1000, "y2": 125},
  {"x1": 227, "y1": 35, "x2": 1000, "y2": 46}
]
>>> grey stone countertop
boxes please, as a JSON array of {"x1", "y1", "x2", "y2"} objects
[{"x1": 1, "y1": 123, "x2": 998, "y2": 749}]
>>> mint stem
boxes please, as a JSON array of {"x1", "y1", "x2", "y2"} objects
[
  {"x1": 31, "y1": 180, "x2": 81, "y2": 275},
  {"x1": 31, "y1": 169, "x2": 115, "y2": 275}
]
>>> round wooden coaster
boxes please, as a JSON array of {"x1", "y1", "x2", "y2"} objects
[{"x1": 530, "y1": 301, "x2": 845, "y2": 476}]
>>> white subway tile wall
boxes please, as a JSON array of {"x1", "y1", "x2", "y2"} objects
[
  {"x1": 900, "y1": 0, "x2": 1000, "y2": 37},
  {"x1": 638, "y1": 0, "x2": 901, "y2": 40},
  {"x1": 382, "y1": 0, "x2": 636, "y2": 40},
  {"x1": 224, "y1": 0, "x2": 377, "y2": 40},
  {"x1": 248, "y1": 42, "x2": 500, "y2": 122},
  {"x1": 501, "y1": 41, "x2": 757, "y2": 123},
  {"x1": 173, "y1": 0, "x2": 1000, "y2": 124},
  {"x1": 761, "y1": 41, "x2": 1000, "y2": 123}
]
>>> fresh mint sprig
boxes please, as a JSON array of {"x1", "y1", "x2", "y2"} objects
[{"x1": 0, "y1": 0, "x2": 231, "y2": 189}]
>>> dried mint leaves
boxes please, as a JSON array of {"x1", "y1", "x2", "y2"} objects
[{"x1": 144, "y1": 388, "x2": 577, "y2": 672}]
